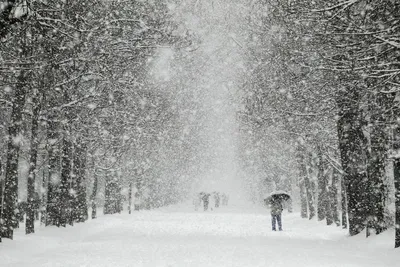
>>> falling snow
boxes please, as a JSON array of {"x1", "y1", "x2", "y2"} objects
[{"x1": 1, "y1": 0, "x2": 400, "y2": 266}]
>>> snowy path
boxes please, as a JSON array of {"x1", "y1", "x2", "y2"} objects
[{"x1": 1, "y1": 203, "x2": 398, "y2": 267}]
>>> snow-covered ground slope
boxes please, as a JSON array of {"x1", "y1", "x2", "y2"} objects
[{"x1": 1, "y1": 203, "x2": 399, "y2": 267}]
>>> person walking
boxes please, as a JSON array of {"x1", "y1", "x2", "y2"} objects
[
  {"x1": 201, "y1": 193, "x2": 210, "y2": 211},
  {"x1": 269, "y1": 198, "x2": 283, "y2": 231},
  {"x1": 214, "y1": 192, "x2": 220, "y2": 208},
  {"x1": 134, "y1": 192, "x2": 141, "y2": 211}
]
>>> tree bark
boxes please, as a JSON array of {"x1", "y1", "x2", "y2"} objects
[
  {"x1": 336, "y1": 87, "x2": 368, "y2": 236},
  {"x1": 59, "y1": 137, "x2": 72, "y2": 227},
  {"x1": 287, "y1": 188, "x2": 293, "y2": 213},
  {"x1": 304, "y1": 156, "x2": 316, "y2": 220},
  {"x1": 1, "y1": 70, "x2": 27, "y2": 239},
  {"x1": 104, "y1": 174, "x2": 115, "y2": 215},
  {"x1": 26, "y1": 89, "x2": 42, "y2": 234},
  {"x1": 330, "y1": 169, "x2": 340, "y2": 226},
  {"x1": 296, "y1": 145, "x2": 308, "y2": 218},
  {"x1": 40, "y1": 161, "x2": 48, "y2": 225},
  {"x1": 366, "y1": 92, "x2": 393, "y2": 236},
  {"x1": 0, "y1": 161, "x2": 3, "y2": 242},
  {"x1": 73, "y1": 141, "x2": 88, "y2": 223},
  {"x1": 341, "y1": 176, "x2": 348, "y2": 229},
  {"x1": 393, "y1": 107, "x2": 400, "y2": 248},
  {"x1": 317, "y1": 145, "x2": 327, "y2": 221},
  {"x1": 297, "y1": 145, "x2": 314, "y2": 219},
  {"x1": 325, "y1": 184, "x2": 334, "y2": 226},
  {"x1": 394, "y1": 155, "x2": 400, "y2": 248},
  {"x1": 116, "y1": 170, "x2": 123, "y2": 213},
  {"x1": 91, "y1": 168, "x2": 98, "y2": 219},
  {"x1": 45, "y1": 113, "x2": 61, "y2": 227},
  {"x1": 128, "y1": 181, "x2": 132, "y2": 214},
  {"x1": 366, "y1": 124, "x2": 387, "y2": 236},
  {"x1": 299, "y1": 180, "x2": 308, "y2": 218},
  {"x1": 0, "y1": 0, "x2": 18, "y2": 37},
  {"x1": 104, "y1": 170, "x2": 122, "y2": 215}
]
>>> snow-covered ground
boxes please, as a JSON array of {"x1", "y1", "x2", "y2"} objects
[{"x1": 1, "y1": 203, "x2": 399, "y2": 267}]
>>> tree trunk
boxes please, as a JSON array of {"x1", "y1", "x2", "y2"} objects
[
  {"x1": 330, "y1": 169, "x2": 341, "y2": 226},
  {"x1": 317, "y1": 145, "x2": 327, "y2": 221},
  {"x1": 336, "y1": 87, "x2": 368, "y2": 236},
  {"x1": 0, "y1": 161, "x2": 3, "y2": 242},
  {"x1": 304, "y1": 158, "x2": 316, "y2": 220},
  {"x1": 1, "y1": 70, "x2": 27, "y2": 239},
  {"x1": 69, "y1": 145, "x2": 78, "y2": 224},
  {"x1": 366, "y1": 92, "x2": 393, "y2": 236},
  {"x1": 59, "y1": 137, "x2": 72, "y2": 227},
  {"x1": 40, "y1": 158, "x2": 48, "y2": 225},
  {"x1": 287, "y1": 190, "x2": 293, "y2": 213},
  {"x1": 296, "y1": 145, "x2": 308, "y2": 218},
  {"x1": 394, "y1": 155, "x2": 400, "y2": 248},
  {"x1": 104, "y1": 175, "x2": 114, "y2": 215},
  {"x1": 341, "y1": 176, "x2": 348, "y2": 229},
  {"x1": 297, "y1": 145, "x2": 314, "y2": 219},
  {"x1": 366, "y1": 123, "x2": 388, "y2": 236},
  {"x1": 104, "y1": 170, "x2": 121, "y2": 215},
  {"x1": 392, "y1": 109, "x2": 400, "y2": 248},
  {"x1": 325, "y1": 185, "x2": 333, "y2": 226},
  {"x1": 116, "y1": 171, "x2": 123, "y2": 213},
  {"x1": 73, "y1": 141, "x2": 88, "y2": 223},
  {"x1": 128, "y1": 181, "x2": 132, "y2": 214},
  {"x1": 91, "y1": 168, "x2": 98, "y2": 219},
  {"x1": 26, "y1": 89, "x2": 42, "y2": 234},
  {"x1": 79, "y1": 147, "x2": 88, "y2": 221},
  {"x1": 0, "y1": 0, "x2": 18, "y2": 37},
  {"x1": 45, "y1": 113, "x2": 61, "y2": 227},
  {"x1": 299, "y1": 180, "x2": 308, "y2": 218}
]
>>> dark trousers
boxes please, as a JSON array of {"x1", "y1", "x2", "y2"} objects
[{"x1": 271, "y1": 214, "x2": 282, "y2": 231}]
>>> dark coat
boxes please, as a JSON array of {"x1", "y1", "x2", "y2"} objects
[
  {"x1": 201, "y1": 193, "x2": 210, "y2": 203},
  {"x1": 269, "y1": 199, "x2": 283, "y2": 215}
]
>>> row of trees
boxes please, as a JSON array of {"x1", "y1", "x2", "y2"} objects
[
  {"x1": 2, "y1": 0, "x2": 399, "y2": 249},
  {"x1": 0, "y1": 0, "x2": 193, "y2": 242},
  {"x1": 239, "y1": 0, "x2": 400, "y2": 247}
]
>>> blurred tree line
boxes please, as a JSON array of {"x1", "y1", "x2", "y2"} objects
[{"x1": 2, "y1": 0, "x2": 400, "y2": 250}]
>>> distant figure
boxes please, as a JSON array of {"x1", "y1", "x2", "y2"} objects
[
  {"x1": 201, "y1": 193, "x2": 210, "y2": 211},
  {"x1": 214, "y1": 192, "x2": 220, "y2": 208},
  {"x1": 269, "y1": 198, "x2": 283, "y2": 231},
  {"x1": 134, "y1": 192, "x2": 141, "y2": 211}
]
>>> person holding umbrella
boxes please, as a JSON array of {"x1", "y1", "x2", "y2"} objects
[
  {"x1": 201, "y1": 192, "x2": 211, "y2": 211},
  {"x1": 265, "y1": 190, "x2": 290, "y2": 231}
]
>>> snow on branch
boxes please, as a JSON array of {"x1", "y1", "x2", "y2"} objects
[
  {"x1": 311, "y1": 0, "x2": 360, "y2": 13},
  {"x1": 0, "y1": 0, "x2": 17, "y2": 37},
  {"x1": 373, "y1": 35, "x2": 400, "y2": 50},
  {"x1": 325, "y1": 154, "x2": 345, "y2": 175},
  {"x1": 108, "y1": 19, "x2": 143, "y2": 24}
]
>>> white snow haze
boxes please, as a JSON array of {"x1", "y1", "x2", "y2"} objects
[{"x1": 1, "y1": 1, "x2": 400, "y2": 267}]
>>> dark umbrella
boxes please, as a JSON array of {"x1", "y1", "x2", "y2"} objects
[{"x1": 265, "y1": 190, "x2": 291, "y2": 203}]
